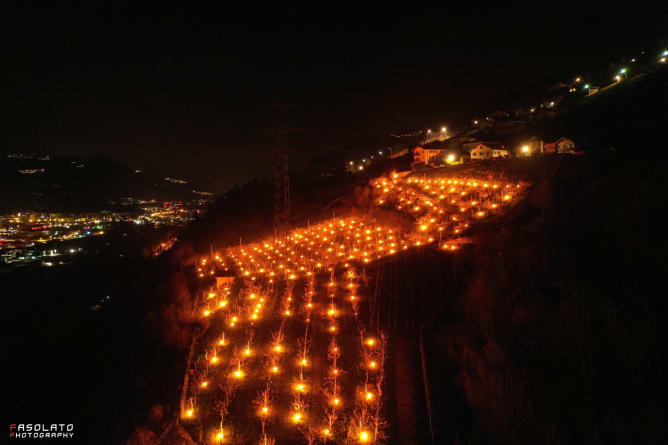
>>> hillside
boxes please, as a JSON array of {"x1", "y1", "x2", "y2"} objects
[
  {"x1": 131, "y1": 149, "x2": 667, "y2": 445},
  {"x1": 131, "y1": 69, "x2": 668, "y2": 444},
  {"x1": 450, "y1": 67, "x2": 668, "y2": 155},
  {"x1": 0, "y1": 154, "x2": 212, "y2": 212}
]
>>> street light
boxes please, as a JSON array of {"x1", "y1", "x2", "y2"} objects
[{"x1": 521, "y1": 145, "x2": 529, "y2": 155}]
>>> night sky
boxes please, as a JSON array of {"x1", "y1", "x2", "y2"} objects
[{"x1": 2, "y1": 4, "x2": 667, "y2": 191}]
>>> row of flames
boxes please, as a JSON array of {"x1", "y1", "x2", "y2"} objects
[{"x1": 183, "y1": 172, "x2": 526, "y2": 443}]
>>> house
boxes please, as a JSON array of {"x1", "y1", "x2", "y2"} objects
[
  {"x1": 469, "y1": 142, "x2": 509, "y2": 160},
  {"x1": 544, "y1": 137, "x2": 576, "y2": 153},
  {"x1": 526, "y1": 136, "x2": 544, "y2": 154},
  {"x1": 554, "y1": 137, "x2": 576, "y2": 153},
  {"x1": 413, "y1": 146, "x2": 446, "y2": 165}
]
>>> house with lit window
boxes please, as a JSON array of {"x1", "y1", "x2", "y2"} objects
[
  {"x1": 544, "y1": 137, "x2": 576, "y2": 153},
  {"x1": 555, "y1": 137, "x2": 576, "y2": 153},
  {"x1": 469, "y1": 142, "x2": 509, "y2": 160}
]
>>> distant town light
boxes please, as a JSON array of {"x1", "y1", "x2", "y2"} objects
[{"x1": 575, "y1": 76, "x2": 582, "y2": 82}]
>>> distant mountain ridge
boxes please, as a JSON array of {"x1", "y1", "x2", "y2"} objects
[{"x1": 0, "y1": 153, "x2": 213, "y2": 212}]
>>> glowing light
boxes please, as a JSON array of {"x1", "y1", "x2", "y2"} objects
[
  {"x1": 292, "y1": 412, "x2": 302, "y2": 423},
  {"x1": 360, "y1": 431, "x2": 370, "y2": 442},
  {"x1": 366, "y1": 338, "x2": 376, "y2": 346}
]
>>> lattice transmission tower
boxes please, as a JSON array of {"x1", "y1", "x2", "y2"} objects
[{"x1": 257, "y1": 89, "x2": 308, "y2": 241}]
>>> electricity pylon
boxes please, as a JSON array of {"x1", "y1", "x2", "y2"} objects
[{"x1": 257, "y1": 89, "x2": 308, "y2": 241}]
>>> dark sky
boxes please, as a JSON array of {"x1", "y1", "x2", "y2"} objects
[{"x1": 2, "y1": 4, "x2": 667, "y2": 191}]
